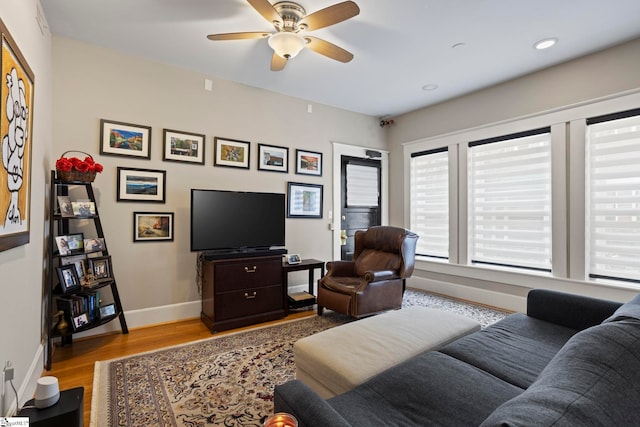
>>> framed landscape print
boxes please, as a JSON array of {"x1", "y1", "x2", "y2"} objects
[
  {"x1": 100, "y1": 119, "x2": 152, "y2": 159},
  {"x1": 0, "y1": 18, "x2": 35, "y2": 252},
  {"x1": 214, "y1": 137, "x2": 250, "y2": 169},
  {"x1": 163, "y1": 129, "x2": 205, "y2": 165},
  {"x1": 287, "y1": 182, "x2": 323, "y2": 219},
  {"x1": 295, "y1": 149, "x2": 322, "y2": 176},
  {"x1": 117, "y1": 167, "x2": 166, "y2": 203},
  {"x1": 258, "y1": 144, "x2": 288, "y2": 173},
  {"x1": 133, "y1": 212, "x2": 174, "y2": 242}
]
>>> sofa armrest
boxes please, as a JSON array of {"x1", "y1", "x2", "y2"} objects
[
  {"x1": 274, "y1": 380, "x2": 352, "y2": 427},
  {"x1": 364, "y1": 269, "x2": 397, "y2": 282},
  {"x1": 325, "y1": 260, "x2": 356, "y2": 277},
  {"x1": 527, "y1": 289, "x2": 622, "y2": 331}
]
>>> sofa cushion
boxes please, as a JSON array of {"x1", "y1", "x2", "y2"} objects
[
  {"x1": 439, "y1": 313, "x2": 576, "y2": 389},
  {"x1": 603, "y1": 293, "x2": 640, "y2": 323},
  {"x1": 328, "y1": 351, "x2": 523, "y2": 427},
  {"x1": 480, "y1": 318, "x2": 640, "y2": 427}
]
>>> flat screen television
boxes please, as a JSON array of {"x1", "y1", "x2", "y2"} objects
[{"x1": 190, "y1": 189, "x2": 286, "y2": 253}]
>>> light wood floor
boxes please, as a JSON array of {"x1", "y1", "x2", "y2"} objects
[{"x1": 46, "y1": 310, "x2": 314, "y2": 427}]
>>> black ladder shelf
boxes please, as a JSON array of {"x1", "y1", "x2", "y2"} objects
[{"x1": 45, "y1": 170, "x2": 128, "y2": 370}]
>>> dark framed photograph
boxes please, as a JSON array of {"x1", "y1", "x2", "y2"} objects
[
  {"x1": 163, "y1": 128, "x2": 206, "y2": 165},
  {"x1": 0, "y1": 19, "x2": 35, "y2": 253},
  {"x1": 57, "y1": 264, "x2": 81, "y2": 293},
  {"x1": 98, "y1": 303, "x2": 117, "y2": 319},
  {"x1": 84, "y1": 238, "x2": 106, "y2": 253},
  {"x1": 295, "y1": 149, "x2": 322, "y2": 176},
  {"x1": 88, "y1": 255, "x2": 111, "y2": 280},
  {"x1": 117, "y1": 167, "x2": 166, "y2": 203},
  {"x1": 133, "y1": 212, "x2": 174, "y2": 242},
  {"x1": 57, "y1": 196, "x2": 74, "y2": 217},
  {"x1": 258, "y1": 144, "x2": 289, "y2": 173},
  {"x1": 55, "y1": 232, "x2": 84, "y2": 255},
  {"x1": 100, "y1": 119, "x2": 152, "y2": 159},
  {"x1": 214, "y1": 137, "x2": 250, "y2": 169},
  {"x1": 72, "y1": 312, "x2": 89, "y2": 330},
  {"x1": 287, "y1": 182, "x2": 323, "y2": 219}
]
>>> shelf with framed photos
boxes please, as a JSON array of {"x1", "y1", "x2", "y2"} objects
[{"x1": 45, "y1": 170, "x2": 128, "y2": 370}]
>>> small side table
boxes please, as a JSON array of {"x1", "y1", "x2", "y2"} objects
[
  {"x1": 283, "y1": 258, "x2": 324, "y2": 310},
  {"x1": 18, "y1": 386, "x2": 84, "y2": 427}
]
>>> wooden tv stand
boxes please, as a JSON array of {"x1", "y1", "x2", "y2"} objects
[{"x1": 200, "y1": 252, "x2": 286, "y2": 332}]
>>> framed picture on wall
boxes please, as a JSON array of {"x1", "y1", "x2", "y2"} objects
[
  {"x1": 133, "y1": 212, "x2": 174, "y2": 242},
  {"x1": 295, "y1": 149, "x2": 322, "y2": 176},
  {"x1": 100, "y1": 119, "x2": 152, "y2": 159},
  {"x1": 214, "y1": 137, "x2": 250, "y2": 169},
  {"x1": 258, "y1": 144, "x2": 289, "y2": 173},
  {"x1": 287, "y1": 182, "x2": 323, "y2": 219},
  {"x1": 0, "y1": 18, "x2": 35, "y2": 253},
  {"x1": 116, "y1": 167, "x2": 166, "y2": 203},
  {"x1": 162, "y1": 129, "x2": 206, "y2": 165}
]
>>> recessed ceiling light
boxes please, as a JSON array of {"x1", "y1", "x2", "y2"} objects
[
  {"x1": 422, "y1": 84, "x2": 438, "y2": 91},
  {"x1": 534, "y1": 38, "x2": 558, "y2": 50}
]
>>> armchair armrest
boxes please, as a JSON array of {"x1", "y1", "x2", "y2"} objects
[
  {"x1": 326, "y1": 260, "x2": 356, "y2": 277},
  {"x1": 274, "y1": 381, "x2": 352, "y2": 427},
  {"x1": 364, "y1": 270, "x2": 398, "y2": 282},
  {"x1": 527, "y1": 289, "x2": 622, "y2": 331}
]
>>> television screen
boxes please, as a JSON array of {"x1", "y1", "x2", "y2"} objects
[{"x1": 190, "y1": 189, "x2": 285, "y2": 253}]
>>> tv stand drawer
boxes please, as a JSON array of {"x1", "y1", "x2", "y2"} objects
[
  {"x1": 214, "y1": 285, "x2": 283, "y2": 321},
  {"x1": 214, "y1": 257, "x2": 282, "y2": 291}
]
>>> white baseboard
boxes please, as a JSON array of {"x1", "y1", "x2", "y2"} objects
[{"x1": 407, "y1": 276, "x2": 527, "y2": 313}]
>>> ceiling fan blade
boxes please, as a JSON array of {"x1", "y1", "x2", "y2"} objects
[
  {"x1": 247, "y1": 0, "x2": 281, "y2": 25},
  {"x1": 271, "y1": 52, "x2": 287, "y2": 71},
  {"x1": 300, "y1": 1, "x2": 360, "y2": 31},
  {"x1": 305, "y1": 36, "x2": 354, "y2": 63},
  {"x1": 207, "y1": 32, "x2": 269, "y2": 41}
]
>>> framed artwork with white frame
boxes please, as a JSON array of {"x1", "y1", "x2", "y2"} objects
[
  {"x1": 287, "y1": 182, "x2": 323, "y2": 219},
  {"x1": 258, "y1": 143, "x2": 289, "y2": 173},
  {"x1": 100, "y1": 119, "x2": 152, "y2": 159},
  {"x1": 295, "y1": 149, "x2": 322, "y2": 176},
  {"x1": 162, "y1": 128, "x2": 206, "y2": 165},
  {"x1": 117, "y1": 167, "x2": 166, "y2": 203},
  {"x1": 133, "y1": 212, "x2": 174, "y2": 242},
  {"x1": 214, "y1": 137, "x2": 250, "y2": 169}
]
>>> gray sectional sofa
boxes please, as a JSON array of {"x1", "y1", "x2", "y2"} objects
[{"x1": 274, "y1": 289, "x2": 640, "y2": 426}]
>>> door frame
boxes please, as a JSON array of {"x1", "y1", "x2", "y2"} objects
[{"x1": 332, "y1": 142, "x2": 389, "y2": 260}]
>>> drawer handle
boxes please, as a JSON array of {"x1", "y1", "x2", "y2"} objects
[
  {"x1": 244, "y1": 266, "x2": 257, "y2": 273},
  {"x1": 244, "y1": 291, "x2": 257, "y2": 299}
]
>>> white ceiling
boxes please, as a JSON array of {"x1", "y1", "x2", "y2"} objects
[{"x1": 40, "y1": 0, "x2": 640, "y2": 117}]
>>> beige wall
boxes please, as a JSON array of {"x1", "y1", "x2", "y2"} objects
[
  {"x1": 51, "y1": 36, "x2": 385, "y2": 326},
  {"x1": 0, "y1": 0, "x2": 53, "y2": 414},
  {"x1": 388, "y1": 37, "x2": 640, "y2": 309}
]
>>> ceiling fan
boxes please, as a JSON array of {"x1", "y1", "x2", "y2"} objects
[{"x1": 207, "y1": 0, "x2": 360, "y2": 71}]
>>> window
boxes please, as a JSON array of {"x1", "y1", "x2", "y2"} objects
[
  {"x1": 410, "y1": 148, "x2": 448, "y2": 258},
  {"x1": 587, "y1": 109, "x2": 640, "y2": 283},
  {"x1": 468, "y1": 129, "x2": 552, "y2": 271}
]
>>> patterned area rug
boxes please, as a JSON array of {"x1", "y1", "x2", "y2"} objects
[{"x1": 91, "y1": 289, "x2": 510, "y2": 427}]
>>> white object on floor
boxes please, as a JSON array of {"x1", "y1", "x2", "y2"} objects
[{"x1": 294, "y1": 306, "x2": 481, "y2": 398}]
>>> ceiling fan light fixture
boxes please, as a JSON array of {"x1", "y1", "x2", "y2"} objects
[{"x1": 268, "y1": 32, "x2": 306, "y2": 59}]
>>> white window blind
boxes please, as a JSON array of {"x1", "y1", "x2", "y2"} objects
[
  {"x1": 587, "y1": 110, "x2": 640, "y2": 283},
  {"x1": 410, "y1": 148, "x2": 448, "y2": 258},
  {"x1": 346, "y1": 164, "x2": 379, "y2": 207},
  {"x1": 468, "y1": 129, "x2": 552, "y2": 271}
]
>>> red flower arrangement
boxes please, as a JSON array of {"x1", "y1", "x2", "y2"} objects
[{"x1": 55, "y1": 152, "x2": 103, "y2": 182}]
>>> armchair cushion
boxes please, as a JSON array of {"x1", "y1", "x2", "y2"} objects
[{"x1": 354, "y1": 249, "x2": 401, "y2": 277}]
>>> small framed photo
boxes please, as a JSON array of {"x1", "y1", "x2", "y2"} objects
[
  {"x1": 60, "y1": 254, "x2": 87, "y2": 281},
  {"x1": 295, "y1": 149, "x2": 322, "y2": 176},
  {"x1": 258, "y1": 144, "x2": 289, "y2": 173},
  {"x1": 117, "y1": 167, "x2": 166, "y2": 203},
  {"x1": 163, "y1": 129, "x2": 206, "y2": 165},
  {"x1": 71, "y1": 200, "x2": 95, "y2": 217},
  {"x1": 57, "y1": 264, "x2": 81, "y2": 293},
  {"x1": 133, "y1": 212, "x2": 174, "y2": 242},
  {"x1": 84, "y1": 238, "x2": 106, "y2": 253},
  {"x1": 57, "y1": 196, "x2": 74, "y2": 217},
  {"x1": 88, "y1": 256, "x2": 111, "y2": 280},
  {"x1": 214, "y1": 137, "x2": 250, "y2": 169},
  {"x1": 287, "y1": 182, "x2": 323, "y2": 219},
  {"x1": 56, "y1": 233, "x2": 84, "y2": 255},
  {"x1": 100, "y1": 119, "x2": 152, "y2": 159},
  {"x1": 287, "y1": 254, "x2": 302, "y2": 265},
  {"x1": 72, "y1": 312, "x2": 90, "y2": 330},
  {"x1": 98, "y1": 303, "x2": 117, "y2": 319}
]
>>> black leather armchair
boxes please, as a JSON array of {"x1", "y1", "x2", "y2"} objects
[{"x1": 317, "y1": 226, "x2": 418, "y2": 318}]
